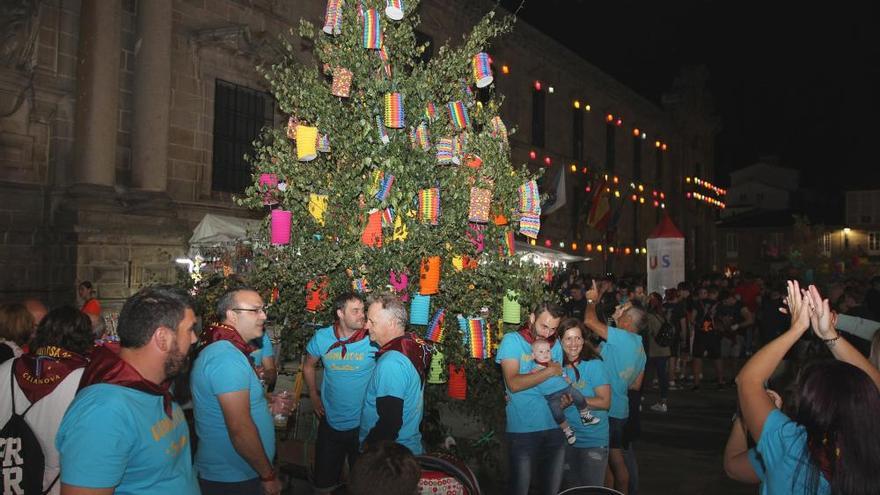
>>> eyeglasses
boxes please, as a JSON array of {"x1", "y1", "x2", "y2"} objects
[{"x1": 231, "y1": 306, "x2": 268, "y2": 314}]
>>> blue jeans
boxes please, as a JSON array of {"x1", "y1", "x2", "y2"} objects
[
  {"x1": 545, "y1": 385, "x2": 588, "y2": 425},
  {"x1": 506, "y1": 429, "x2": 566, "y2": 495},
  {"x1": 563, "y1": 445, "x2": 608, "y2": 488},
  {"x1": 199, "y1": 477, "x2": 261, "y2": 495}
]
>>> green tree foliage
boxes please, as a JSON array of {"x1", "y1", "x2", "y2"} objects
[{"x1": 237, "y1": 0, "x2": 547, "y2": 447}]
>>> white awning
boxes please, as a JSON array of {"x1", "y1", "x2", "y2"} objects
[
  {"x1": 515, "y1": 241, "x2": 589, "y2": 265},
  {"x1": 189, "y1": 213, "x2": 261, "y2": 247}
]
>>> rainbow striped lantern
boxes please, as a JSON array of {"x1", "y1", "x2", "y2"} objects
[
  {"x1": 377, "y1": 46, "x2": 392, "y2": 79},
  {"x1": 409, "y1": 294, "x2": 431, "y2": 325},
  {"x1": 384, "y1": 92, "x2": 404, "y2": 128},
  {"x1": 425, "y1": 101, "x2": 437, "y2": 121},
  {"x1": 411, "y1": 122, "x2": 430, "y2": 151},
  {"x1": 519, "y1": 213, "x2": 541, "y2": 239},
  {"x1": 362, "y1": 8, "x2": 382, "y2": 49},
  {"x1": 427, "y1": 350, "x2": 446, "y2": 384},
  {"x1": 375, "y1": 173, "x2": 394, "y2": 201},
  {"x1": 270, "y1": 209, "x2": 292, "y2": 246},
  {"x1": 426, "y1": 308, "x2": 446, "y2": 342},
  {"x1": 501, "y1": 229, "x2": 516, "y2": 257},
  {"x1": 323, "y1": 0, "x2": 343, "y2": 35},
  {"x1": 502, "y1": 290, "x2": 521, "y2": 325},
  {"x1": 472, "y1": 52, "x2": 493, "y2": 88},
  {"x1": 418, "y1": 187, "x2": 440, "y2": 225},
  {"x1": 385, "y1": 0, "x2": 404, "y2": 20},
  {"x1": 375, "y1": 115, "x2": 390, "y2": 144},
  {"x1": 296, "y1": 125, "x2": 318, "y2": 161},
  {"x1": 447, "y1": 100, "x2": 470, "y2": 130},
  {"x1": 258, "y1": 173, "x2": 278, "y2": 206},
  {"x1": 452, "y1": 133, "x2": 467, "y2": 164},
  {"x1": 518, "y1": 180, "x2": 541, "y2": 215},
  {"x1": 458, "y1": 315, "x2": 488, "y2": 359},
  {"x1": 436, "y1": 138, "x2": 454, "y2": 164}
]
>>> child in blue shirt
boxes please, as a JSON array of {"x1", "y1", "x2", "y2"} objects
[{"x1": 532, "y1": 339, "x2": 599, "y2": 445}]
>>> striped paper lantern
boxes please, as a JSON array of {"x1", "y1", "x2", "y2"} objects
[
  {"x1": 384, "y1": 92, "x2": 404, "y2": 128},
  {"x1": 447, "y1": 100, "x2": 470, "y2": 130},
  {"x1": 472, "y1": 52, "x2": 493, "y2": 88},
  {"x1": 362, "y1": 8, "x2": 382, "y2": 49}
]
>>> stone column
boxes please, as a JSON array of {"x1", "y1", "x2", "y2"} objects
[
  {"x1": 131, "y1": 0, "x2": 172, "y2": 192},
  {"x1": 72, "y1": 0, "x2": 121, "y2": 187}
]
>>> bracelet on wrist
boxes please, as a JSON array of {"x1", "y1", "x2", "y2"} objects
[
  {"x1": 822, "y1": 334, "x2": 841, "y2": 347},
  {"x1": 260, "y1": 469, "x2": 276, "y2": 482}
]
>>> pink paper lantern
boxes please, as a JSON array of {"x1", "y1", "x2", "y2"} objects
[{"x1": 270, "y1": 209, "x2": 292, "y2": 245}]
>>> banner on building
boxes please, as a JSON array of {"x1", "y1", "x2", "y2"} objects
[{"x1": 647, "y1": 214, "x2": 685, "y2": 295}]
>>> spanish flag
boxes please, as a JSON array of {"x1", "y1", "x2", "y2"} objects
[{"x1": 587, "y1": 179, "x2": 612, "y2": 232}]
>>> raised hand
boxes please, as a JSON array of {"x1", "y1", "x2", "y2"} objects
[
  {"x1": 782, "y1": 280, "x2": 811, "y2": 334},
  {"x1": 586, "y1": 280, "x2": 600, "y2": 302},
  {"x1": 807, "y1": 284, "x2": 836, "y2": 340}
]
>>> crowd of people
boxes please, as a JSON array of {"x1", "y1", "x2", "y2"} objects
[{"x1": 2, "y1": 269, "x2": 880, "y2": 495}]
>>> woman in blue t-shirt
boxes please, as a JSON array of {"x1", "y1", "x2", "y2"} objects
[
  {"x1": 737, "y1": 281, "x2": 880, "y2": 495},
  {"x1": 557, "y1": 317, "x2": 611, "y2": 489}
]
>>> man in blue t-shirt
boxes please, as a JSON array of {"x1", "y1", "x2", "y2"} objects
[
  {"x1": 496, "y1": 302, "x2": 566, "y2": 495},
  {"x1": 584, "y1": 281, "x2": 646, "y2": 495},
  {"x1": 359, "y1": 293, "x2": 430, "y2": 455},
  {"x1": 56, "y1": 286, "x2": 200, "y2": 495},
  {"x1": 303, "y1": 293, "x2": 376, "y2": 493},
  {"x1": 250, "y1": 332, "x2": 277, "y2": 390},
  {"x1": 191, "y1": 287, "x2": 280, "y2": 495}
]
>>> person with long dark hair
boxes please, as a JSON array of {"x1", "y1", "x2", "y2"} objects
[
  {"x1": 557, "y1": 318, "x2": 611, "y2": 489},
  {"x1": 737, "y1": 281, "x2": 880, "y2": 495}
]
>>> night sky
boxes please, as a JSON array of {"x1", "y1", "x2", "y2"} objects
[{"x1": 496, "y1": 0, "x2": 880, "y2": 191}]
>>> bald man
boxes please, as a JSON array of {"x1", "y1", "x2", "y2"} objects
[{"x1": 23, "y1": 298, "x2": 48, "y2": 326}]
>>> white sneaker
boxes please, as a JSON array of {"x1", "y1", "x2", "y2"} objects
[{"x1": 650, "y1": 402, "x2": 668, "y2": 413}]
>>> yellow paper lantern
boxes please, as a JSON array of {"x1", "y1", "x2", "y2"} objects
[
  {"x1": 391, "y1": 215, "x2": 408, "y2": 241},
  {"x1": 308, "y1": 193, "x2": 328, "y2": 225},
  {"x1": 296, "y1": 125, "x2": 318, "y2": 161}
]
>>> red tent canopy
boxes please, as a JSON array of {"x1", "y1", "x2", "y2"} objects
[{"x1": 648, "y1": 213, "x2": 684, "y2": 239}]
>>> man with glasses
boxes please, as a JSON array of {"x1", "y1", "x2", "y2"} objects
[{"x1": 190, "y1": 287, "x2": 280, "y2": 495}]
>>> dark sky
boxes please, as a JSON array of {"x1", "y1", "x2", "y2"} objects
[{"x1": 497, "y1": 0, "x2": 880, "y2": 190}]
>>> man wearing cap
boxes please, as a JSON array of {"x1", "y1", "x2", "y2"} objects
[
  {"x1": 190, "y1": 287, "x2": 280, "y2": 495},
  {"x1": 303, "y1": 292, "x2": 376, "y2": 493}
]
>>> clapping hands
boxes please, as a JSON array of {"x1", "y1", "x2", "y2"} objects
[{"x1": 779, "y1": 280, "x2": 838, "y2": 339}]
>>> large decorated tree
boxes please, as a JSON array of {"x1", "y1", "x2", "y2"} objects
[{"x1": 237, "y1": 0, "x2": 548, "y2": 458}]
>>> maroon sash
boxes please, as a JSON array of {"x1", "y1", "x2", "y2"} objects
[
  {"x1": 13, "y1": 346, "x2": 89, "y2": 403},
  {"x1": 79, "y1": 343, "x2": 174, "y2": 418},
  {"x1": 375, "y1": 332, "x2": 433, "y2": 384},
  {"x1": 565, "y1": 358, "x2": 582, "y2": 382},
  {"x1": 200, "y1": 323, "x2": 256, "y2": 357},
  {"x1": 518, "y1": 326, "x2": 558, "y2": 348},
  {"x1": 326, "y1": 324, "x2": 368, "y2": 358}
]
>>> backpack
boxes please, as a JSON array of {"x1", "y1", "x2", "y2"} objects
[
  {"x1": 1, "y1": 365, "x2": 58, "y2": 495},
  {"x1": 699, "y1": 302, "x2": 717, "y2": 333},
  {"x1": 654, "y1": 318, "x2": 675, "y2": 348}
]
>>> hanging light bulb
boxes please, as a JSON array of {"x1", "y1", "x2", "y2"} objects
[
  {"x1": 534, "y1": 80, "x2": 542, "y2": 91},
  {"x1": 529, "y1": 150, "x2": 537, "y2": 160},
  {"x1": 502, "y1": 65, "x2": 510, "y2": 74},
  {"x1": 573, "y1": 100, "x2": 581, "y2": 109}
]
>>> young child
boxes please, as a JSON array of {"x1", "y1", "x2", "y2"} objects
[{"x1": 531, "y1": 339, "x2": 599, "y2": 444}]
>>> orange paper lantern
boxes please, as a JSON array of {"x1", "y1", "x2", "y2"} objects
[
  {"x1": 419, "y1": 256, "x2": 441, "y2": 295},
  {"x1": 361, "y1": 210, "x2": 384, "y2": 247},
  {"x1": 305, "y1": 276, "x2": 329, "y2": 312}
]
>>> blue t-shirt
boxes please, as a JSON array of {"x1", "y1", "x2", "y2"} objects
[
  {"x1": 533, "y1": 366, "x2": 570, "y2": 396},
  {"x1": 56, "y1": 384, "x2": 198, "y2": 494},
  {"x1": 306, "y1": 326, "x2": 378, "y2": 431},
  {"x1": 756, "y1": 409, "x2": 830, "y2": 495},
  {"x1": 564, "y1": 359, "x2": 610, "y2": 448},
  {"x1": 495, "y1": 332, "x2": 563, "y2": 433},
  {"x1": 249, "y1": 333, "x2": 273, "y2": 366},
  {"x1": 191, "y1": 340, "x2": 276, "y2": 482},
  {"x1": 748, "y1": 448, "x2": 765, "y2": 479},
  {"x1": 599, "y1": 326, "x2": 646, "y2": 419},
  {"x1": 359, "y1": 350, "x2": 424, "y2": 454}
]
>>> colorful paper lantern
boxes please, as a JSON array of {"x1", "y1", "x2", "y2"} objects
[
  {"x1": 409, "y1": 294, "x2": 431, "y2": 325},
  {"x1": 519, "y1": 180, "x2": 541, "y2": 214},
  {"x1": 502, "y1": 291, "x2": 521, "y2": 324},
  {"x1": 425, "y1": 101, "x2": 437, "y2": 121},
  {"x1": 286, "y1": 116, "x2": 299, "y2": 140},
  {"x1": 331, "y1": 67, "x2": 352, "y2": 97},
  {"x1": 490, "y1": 115, "x2": 508, "y2": 144},
  {"x1": 458, "y1": 315, "x2": 487, "y2": 359},
  {"x1": 270, "y1": 209, "x2": 292, "y2": 245},
  {"x1": 472, "y1": 52, "x2": 493, "y2": 88},
  {"x1": 317, "y1": 134, "x2": 331, "y2": 153},
  {"x1": 384, "y1": 92, "x2": 404, "y2": 128},
  {"x1": 501, "y1": 230, "x2": 516, "y2": 257},
  {"x1": 428, "y1": 351, "x2": 446, "y2": 384},
  {"x1": 391, "y1": 214, "x2": 408, "y2": 241},
  {"x1": 296, "y1": 125, "x2": 318, "y2": 161},
  {"x1": 385, "y1": 0, "x2": 404, "y2": 20},
  {"x1": 418, "y1": 188, "x2": 440, "y2": 225},
  {"x1": 447, "y1": 365, "x2": 466, "y2": 400},
  {"x1": 305, "y1": 277, "x2": 329, "y2": 312},
  {"x1": 519, "y1": 213, "x2": 540, "y2": 239},
  {"x1": 361, "y1": 209, "x2": 384, "y2": 247},
  {"x1": 308, "y1": 193, "x2": 328, "y2": 225},
  {"x1": 389, "y1": 269, "x2": 408, "y2": 301},
  {"x1": 426, "y1": 309, "x2": 445, "y2": 342},
  {"x1": 447, "y1": 101, "x2": 470, "y2": 130},
  {"x1": 411, "y1": 122, "x2": 431, "y2": 150},
  {"x1": 362, "y1": 8, "x2": 382, "y2": 49},
  {"x1": 419, "y1": 256, "x2": 441, "y2": 295},
  {"x1": 322, "y1": 0, "x2": 343, "y2": 34},
  {"x1": 436, "y1": 137, "x2": 454, "y2": 164},
  {"x1": 468, "y1": 187, "x2": 491, "y2": 223},
  {"x1": 376, "y1": 45, "x2": 392, "y2": 79},
  {"x1": 375, "y1": 173, "x2": 394, "y2": 202}
]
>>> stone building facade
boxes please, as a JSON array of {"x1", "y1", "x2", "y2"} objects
[{"x1": 0, "y1": 0, "x2": 718, "y2": 308}]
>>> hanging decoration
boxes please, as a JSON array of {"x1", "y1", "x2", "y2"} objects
[
  {"x1": 418, "y1": 187, "x2": 440, "y2": 225},
  {"x1": 426, "y1": 308, "x2": 446, "y2": 342},
  {"x1": 472, "y1": 52, "x2": 493, "y2": 88},
  {"x1": 411, "y1": 122, "x2": 431, "y2": 151},
  {"x1": 519, "y1": 213, "x2": 540, "y2": 239},
  {"x1": 362, "y1": 8, "x2": 382, "y2": 49},
  {"x1": 375, "y1": 173, "x2": 395, "y2": 201},
  {"x1": 501, "y1": 230, "x2": 516, "y2": 257},
  {"x1": 518, "y1": 180, "x2": 541, "y2": 215},
  {"x1": 447, "y1": 365, "x2": 466, "y2": 400},
  {"x1": 458, "y1": 315, "x2": 487, "y2": 359},
  {"x1": 322, "y1": 0, "x2": 344, "y2": 35},
  {"x1": 331, "y1": 67, "x2": 353, "y2": 97},
  {"x1": 361, "y1": 209, "x2": 384, "y2": 247},
  {"x1": 385, "y1": 0, "x2": 404, "y2": 20},
  {"x1": 419, "y1": 256, "x2": 441, "y2": 295},
  {"x1": 270, "y1": 209, "x2": 292, "y2": 245},
  {"x1": 258, "y1": 173, "x2": 278, "y2": 206},
  {"x1": 447, "y1": 101, "x2": 470, "y2": 130},
  {"x1": 375, "y1": 115, "x2": 390, "y2": 144},
  {"x1": 436, "y1": 137, "x2": 454, "y2": 164},
  {"x1": 305, "y1": 276, "x2": 330, "y2": 312},
  {"x1": 468, "y1": 187, "x2": 491, "y2": 223},
  {"x1": 317, "y1": 134, "x2": 331, "y2": 153},
  {"x1": 410, "y1": 294, "x2": 431, "y2": 325},
  {"x1": 502, "y1": 290, "x2": 521, "y2": 324},
  {"x1": 384, "y1": 92, "x2": 404, "y2": 128},
  {"x1": 296, "y1": 125, "x2": 318, "y2": 161},
  {"x1": 427, "y1": 350, "x2": 446, "y2": 384},
  {"x1": 308, "y1": 193, "x2": 328, "y2": 225},
  {"x1": 389, "y1": 269, "x2": 409, "y2": 300}
]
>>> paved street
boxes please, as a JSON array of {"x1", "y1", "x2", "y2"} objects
[{"x1": 636, "y1": 383, "x2": 756, "y2": 495}]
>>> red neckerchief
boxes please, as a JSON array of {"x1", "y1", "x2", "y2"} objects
[
  {"x1": 565, "y1": 357, "x2": 582, "y2": 382},
  {"x1": 375, "y1": 332, "x2": 433, "y2": 384},
  {"x1": 79, "y1": 343, "x2": 174, "y2": 418},
  {"x1": 327, "y1": 323, "x2": 368, "y2": 358},
  {"x1": 13, "y1": 346, "x2": 89, "y2": 403},
  {"x1": 200, "y1": 323, "x2": 256, "y2": 357},
  {"x1": 518, "y1": 326, "x2": 558, "y2": 348}
]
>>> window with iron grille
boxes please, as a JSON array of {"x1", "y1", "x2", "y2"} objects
[
  {"x1": 869, "y1": 232, "x2": 880, "y2": 253},
  {"x1": 212, "y1": 80, "x2": 275, "y2": 193}
]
